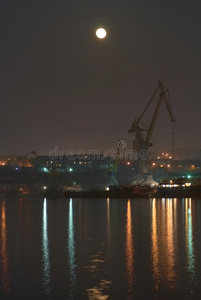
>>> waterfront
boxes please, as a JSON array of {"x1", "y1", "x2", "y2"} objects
[{"x1": 0, "y1": 196, "x2": 201, "y2": 300}]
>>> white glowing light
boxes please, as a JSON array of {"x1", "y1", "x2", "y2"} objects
[
  {"x1": 42, "y1": 198, "x2": 51, "y2": 293},
  {"x1": 96, "y1": 28, "x2": 107, "y2": 39}
]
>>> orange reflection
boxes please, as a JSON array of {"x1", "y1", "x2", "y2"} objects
[
  {"x1": 151, "y1": 198, "x2": 160, "y2": 290},
  {"x1": 125, "y1": 199, "x2": 134, "y2": 295},
  {"x1": 173, "y1": 198, "x2": 177, "y2": 234},
  {"x1": 0, "y1": 200, "x2": 10, "y2": 294},
  {"x1": 166, "y1": 199, "x2": 175, "y2": 285},
  {"x1": 152, "y1": 199, "x2": 176, "y2": 291},
  {"x1": 106, "y1": 198, "x2": 110, "y2": 251},
  {"x1": 87, "y1": 279, "x2": 111, "y2": 300},
  {"x1": 86, "y1": 252, "x2": 111, "y2": 299}
]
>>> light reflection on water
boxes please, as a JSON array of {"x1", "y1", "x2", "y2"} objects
[
  {"x1": 42, "y1": 198, "x2": 51, "y2": 294},
  {"x1": 151, "y1": 197, "x2": 198, "y2": 297},
  {"x1": 68, "y1": 198, "x2": 76, "y2": 299},
  {"x1": 86, "y1": 281, "x2": 110, "y2": 300},
  {"x1": 165, "y1": 198, "x2": 176, "y2": 287},
  {"x1": 0, "y1": 197, "x2": 200, "y2": 300},
  {"x1": 151, "y1": 198, "x2": 160, "y2": 291},
  {"x1": 0, "y1": 200, "x2": 10, "y2": 295},
  {"x1": 125, "y1": 199, "x2": 134, "y2": 296},
  {"x1": 106, "y1": 198, "x2": 110, "y2": 252},
  {"x1": 84, "y1": 198, "x2": 112, "y2": 300},
  {"x1": 185, "y1": 198, "x2": 196, "y2": 282},
  {"x1": 85, "y1": 250, "x2": 111, "y2": 300},
  {"x1": 151, "y1": 198, "x2": 177, "y2": 293}
]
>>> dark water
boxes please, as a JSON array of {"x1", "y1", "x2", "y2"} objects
[{"x1": 0, "y1": 197, "x2": 201, "y2": 300}]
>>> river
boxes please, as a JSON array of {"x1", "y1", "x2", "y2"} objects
[{"x1": 0, "y1": 196, "x2": 201, "y2": 300}]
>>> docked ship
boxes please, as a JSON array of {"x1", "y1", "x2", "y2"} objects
[
  {"x1": 121, "y1": 184, "x2": 157, "y2": 197},
  {"x1": 157, "y1": 177, "x2": 201, "y2": 198}
]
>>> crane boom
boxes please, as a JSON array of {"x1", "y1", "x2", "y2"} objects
[
  {"x1": 145, "y1": 81, "x2": 176, "y2": 144},
  {"x1": 128, "y1": 80, "x2": 176, "y2": 176},
  {"x1": 160, "y1": 83, "x2": 175, "y2": 122},
  {"x1": 133, "y1": 85, "x2": 160, "y2": 129},
  {"x1": 145, "y1": 93, "x2": 163, "y2": 144}
]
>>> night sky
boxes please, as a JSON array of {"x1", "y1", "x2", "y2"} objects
[{"x1": 1, "y1": 0, "x2": 201, "y2": 155}]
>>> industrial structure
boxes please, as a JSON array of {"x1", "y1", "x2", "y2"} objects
[{"x1": 128, "y1": 81, "x2": 176, "y2": 182}]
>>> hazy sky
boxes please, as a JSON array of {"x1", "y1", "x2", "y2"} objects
[{"x1": 1, "y1": 0, "x2": 201, "y2": 155}]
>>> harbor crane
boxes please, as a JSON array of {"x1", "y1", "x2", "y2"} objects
[
  {"x1": 110, "y1": 141, "x2": 121, "y2": 186},
  {"x1": 128, "y1": 80, "x2": 176, "y2": 180}
]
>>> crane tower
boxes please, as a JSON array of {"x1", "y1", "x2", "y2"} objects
[{"x1": 128, "y1": 81, "x2": 176, "y2": 182}]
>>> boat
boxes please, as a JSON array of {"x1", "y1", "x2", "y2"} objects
[
  {"x1": 156, "y1": 177, "x2": 201, "y2": 198},
  {"x1": 63, "y1": 183, "x2": 83, "y2": 192},
  {"x1": 122, "y1": 184, "x2": 157, "y2": 197},
  {"x1": 64, "y1": 185, "x2": 156, "y2": 198}
]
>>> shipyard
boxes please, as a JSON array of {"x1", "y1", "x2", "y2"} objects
[
  {"x1": 1, "y1": 1, "x2": 201, "y2": 299},
  {"x1": 1, "y1": 82, "x2": 201, "y2": 198},
  {"x1": 1, "y1": 150, "x2": 201, "y2": 197}
]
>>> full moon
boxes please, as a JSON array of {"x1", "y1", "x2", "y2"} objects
[{"x1": 96, "y1": 28, "x2": 107, "y2": 39}]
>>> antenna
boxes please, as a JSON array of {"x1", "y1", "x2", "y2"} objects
[{"x1": 171, "y1": 122, "x2": 175, "y2": 159}]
